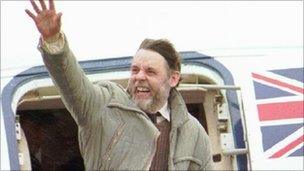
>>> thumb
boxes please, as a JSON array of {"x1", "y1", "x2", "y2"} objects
[
  {"x1": 57, "y1": 12, "x2": 63, "y2": 23},
  {"x1": 57, "y1": 12, "x2": 63, "y2": 28}
]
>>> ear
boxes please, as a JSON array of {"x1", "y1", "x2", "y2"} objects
[{"x1": 169, "y1": 71, "x2": 180, "y2": 87}]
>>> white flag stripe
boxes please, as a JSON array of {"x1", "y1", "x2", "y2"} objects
[
  {"x1": 256, "y1": 96, "x2": 304, "y2": 104},
  {"x1": 259, "y1": 118, "x2": 304, "y2": 127}
]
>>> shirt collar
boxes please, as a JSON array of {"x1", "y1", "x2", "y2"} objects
[{"x1": 157, "y1": 102, "x2": 170, "y2": 122}]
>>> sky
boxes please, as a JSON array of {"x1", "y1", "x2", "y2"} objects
[{"x1": 1, "y1": 1, "x2": 303, "y2": 76}]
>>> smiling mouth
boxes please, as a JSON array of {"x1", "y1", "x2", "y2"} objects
[{"x1": 135, "y1": 86, "x2": 151, "y2": 98}]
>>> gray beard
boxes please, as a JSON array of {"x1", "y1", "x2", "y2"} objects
[
  {"x1": 127, "y1": 81, "x2": 171, "y2": 113},
  {"x1": 133, "y1": 96, "x2": 160, "y2": 114},
  {"x1": 129, "y1": 89, "x2": 170, "y2": 114}
]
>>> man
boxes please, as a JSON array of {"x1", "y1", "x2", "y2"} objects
[{"x1": 26, "y1": 0, "x2": 213, "y2": 170}]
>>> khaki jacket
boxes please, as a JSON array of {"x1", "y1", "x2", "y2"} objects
[{"x1": 39, "y1": 35, "x2": 213, "y2": 170}]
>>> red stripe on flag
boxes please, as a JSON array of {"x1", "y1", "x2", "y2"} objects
[
  {"x1": 252, "y1": 73, "x2": 304, "y2": 94},
  {"x1": 258, "y1": 101, "x2": 304, "y2": 121},
  {"x1": 270, "y1": 134, "x2": 304, "y2": 158}
]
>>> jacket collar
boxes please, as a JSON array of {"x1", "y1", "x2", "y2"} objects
[
  {"x1": 108, "y1": 88, "x2": 190, "y2": 128},
  {"x1": 168, "y1": 88, "x2": 190, "y2": 129}
]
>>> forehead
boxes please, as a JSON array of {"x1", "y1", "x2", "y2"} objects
[{"x1": 132, "y1": 49, "x2": 168, "y2": 69}]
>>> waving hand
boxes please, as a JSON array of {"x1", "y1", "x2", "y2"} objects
[{"x1": 25, "y1": 0, "x2": 62, "y2": 40}]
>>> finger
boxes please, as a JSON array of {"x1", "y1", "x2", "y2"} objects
[
  {"x1": 25, "y1": 9, "x2": 36, "y2": 21},
  {"x1": 30, "y1": 0, "x2": 41, "y2": 14},
  {"x1": 49, "y1": 0, "x2": 55, "y2": 10},
  {"x1": 57, "y1": 12, "x2": 62, "y2": 26},
  {"x1": 39, "y1": 0, "x2": 47, "y2": 10},
  {"x1": 57, "y1": 12, "x2": 62, "y2": 21}
]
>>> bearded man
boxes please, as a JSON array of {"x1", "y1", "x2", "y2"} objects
[{"x1": 26, "y1": 0, "x2": 213, "y2": 170}]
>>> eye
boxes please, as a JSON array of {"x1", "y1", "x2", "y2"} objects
[
  {"x1": 131, "y1": 67, "x2": 139, "y2": 74},
  {"x1": 147, "y1": 68, "x2": 156, "y2": 75}
]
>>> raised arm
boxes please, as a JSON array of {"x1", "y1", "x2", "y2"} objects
[{"x1": 25, "y1": 0, "x2": 110, "y2": 127}]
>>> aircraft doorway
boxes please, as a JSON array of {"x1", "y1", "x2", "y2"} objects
[
  {"x1": 18, "y1": 109, "x2": 84, "y2": 171},
  {"x1": 16, "y1": 74, "x2": 235, "y2": 170}
]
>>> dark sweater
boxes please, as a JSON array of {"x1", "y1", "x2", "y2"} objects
[{"x1": 150, "y1": 120, "x2": 171, "y2": 171}]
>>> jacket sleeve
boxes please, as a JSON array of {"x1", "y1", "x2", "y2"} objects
[{"x1": 38, "y1": 32, "x2": 111, "y2": 127}]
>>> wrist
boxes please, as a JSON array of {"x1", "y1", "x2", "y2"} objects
[
  {"x1": 39, "y1": 31, "x2": 65, "y2": 55},
  {"x1": 43, "y1": 32, "x2": 61, "y2": 43}
]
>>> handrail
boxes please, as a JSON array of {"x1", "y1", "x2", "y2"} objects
[{"x1": 179, "y1": 83, "x2": 241, "y2": 90}]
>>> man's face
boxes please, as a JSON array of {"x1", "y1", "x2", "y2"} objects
[{"x1": 127, "y1": 49, "x2": 179, "y2": 113}]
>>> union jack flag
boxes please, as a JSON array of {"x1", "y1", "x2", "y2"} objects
[{"x1": 252, "y1": 67, "x2": 304, "y2": 159}]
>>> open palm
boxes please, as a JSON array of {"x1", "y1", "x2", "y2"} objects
[{"x1": 26, "y1": 0, "x2": 62, "y2": 39}]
